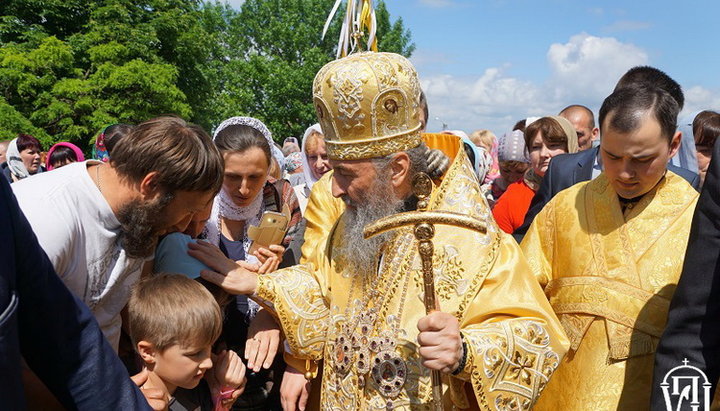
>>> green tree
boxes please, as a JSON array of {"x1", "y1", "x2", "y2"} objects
[
  {"x1": 215, "y1": 0, "x2": 415, "y2": 139},
  {"x1": 0, "y1": 0, "x2": 215, "y2": 148},
  {"x1": 0, "y1": 0, "x2": 414, "y2": 149}
]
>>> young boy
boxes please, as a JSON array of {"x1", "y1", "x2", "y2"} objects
[{"x1": 128, "y1": 273, "x2": 246, "y2": 410}]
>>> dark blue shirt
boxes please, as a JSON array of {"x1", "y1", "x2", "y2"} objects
[{"x1": 0, "y1": 172, "x2": 150, "y2": 409}]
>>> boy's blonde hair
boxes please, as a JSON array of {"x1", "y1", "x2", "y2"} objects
[{"x1": 128, "y1": 273, "x2": 223, "y2": 351}]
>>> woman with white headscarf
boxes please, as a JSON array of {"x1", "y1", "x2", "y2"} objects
[
  {"x1": 201, "y1": 116, "x2": 302, "y2": 410},
  {"x1": 1, "y1": 134, "x2": 44, "y2": 183},
  {"x1": 293, "y1": 123, "x2": 331, "y2": 212}
]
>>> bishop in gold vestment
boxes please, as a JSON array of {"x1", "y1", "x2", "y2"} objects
[
  {"x1": 522, "y1": 171, "x2": 698, "y2": 410},
  {"x1": 257, "y1": 137, "x2": 569, "y2": 409}
]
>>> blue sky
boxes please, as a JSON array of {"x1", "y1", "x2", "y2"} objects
[{"x1": 226, "y1": 0, "x2": 720, "y2": 136}]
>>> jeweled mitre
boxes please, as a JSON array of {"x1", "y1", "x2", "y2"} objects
[{"x1": 313, "y1": 52, "x2": 423, "y2": 160}]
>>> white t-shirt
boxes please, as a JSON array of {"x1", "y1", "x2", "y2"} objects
[{"x1": 12, "y1": 161, "x2": 144, "y2": 351}]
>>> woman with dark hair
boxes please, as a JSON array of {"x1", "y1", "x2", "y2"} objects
[
  {"x1": 2, "y1": 134, "x2": 43, "y2": 183},
  {"x1": 493, "y1": 116, "x2": 579, "y2": 234},
  {"x1": 47, "y1": 142, "x2": 86, "y2": 171},
  {"x1": 200, "y1": 116, "x2": 301, "y2": 411},
  {"x1": 693, "y1": 110, "x2": 720, "y2": 187},
  {"x1": 93, "y1": 124, "x2": 134, "y2": 162}
]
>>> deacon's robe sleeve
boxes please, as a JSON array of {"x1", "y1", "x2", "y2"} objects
[
  {"x1": 519, "y1": 200, "x2": 556, "y2": 288},
  {"x1": 449, "y1": 233, "x2": 570, "y2": 409}
]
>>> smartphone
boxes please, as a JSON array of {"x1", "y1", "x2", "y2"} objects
[{"x1": 247, "y1": 211, "x2": 289, "y2": 255}]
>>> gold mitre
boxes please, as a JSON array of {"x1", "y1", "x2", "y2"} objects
[{"x1": 312, "y1": 52, "x2": 423, "y2": 161}]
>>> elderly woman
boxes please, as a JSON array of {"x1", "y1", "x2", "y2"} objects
[
  {"x1": 492, "y1": 116, "x2": 579, "y2": 234},
  {"x1": 293, "y1": 123, "x2": 331, "y2": 212},
  {"x1": 490, "y1": 130, "x2": 531, "y2": 203}
]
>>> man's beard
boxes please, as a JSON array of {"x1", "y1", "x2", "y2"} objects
[
  {"x1": 116, "y1": 193, "x2": 174, "y2": 259},
  {"x1": 334, "y1": 170, "x2": 405, "y2": 277}
]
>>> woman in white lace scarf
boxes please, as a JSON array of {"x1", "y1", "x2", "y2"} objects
[{"x1": 203, "y1": 116, "x2": 298, "y2": 410}]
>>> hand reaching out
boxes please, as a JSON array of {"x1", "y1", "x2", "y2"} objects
[{"x1": 245, "y1": 308, "x2": 281, "y2": 372}]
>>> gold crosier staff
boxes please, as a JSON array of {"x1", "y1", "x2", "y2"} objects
[{"x1": 364, "y1": 172, "x2": 487, "y2": 410}]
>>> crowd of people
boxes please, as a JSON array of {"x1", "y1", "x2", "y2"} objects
[{"x1": 3, "y1": 45, "x2": 720, "y2": 411}]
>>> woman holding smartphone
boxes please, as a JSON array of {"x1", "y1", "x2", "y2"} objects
[{"x1": 203, "y1": 116, "x2": 301, "y2": 411}]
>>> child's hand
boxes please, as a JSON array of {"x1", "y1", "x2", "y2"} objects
[
  {"x1": 245, "y1": 308, "x2": 281, "y2": 372},
  {"x1": 214, "y1": 349, "x2": 247, "y2": 390},
  {"x1": 208, "y1": 350, "x2": 246, "y2": 410}
]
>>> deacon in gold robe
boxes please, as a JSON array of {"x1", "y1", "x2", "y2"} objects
[
  {"x1": 521, "y1": 85, "x2": 699, "y2": 410},
  {"x1": 192, "y1": 52, "x2": 569, "y2": 410}
]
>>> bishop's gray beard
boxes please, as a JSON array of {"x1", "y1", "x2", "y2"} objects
[{"x1": 334, "y1": 172, "x2": 404, "y2": 277}]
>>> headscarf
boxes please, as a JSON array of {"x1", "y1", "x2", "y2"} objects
[
  {"x1": 300, "y1": 123, "x2": 325, "y2": 190},
  {"x1": 92, "y1": 128, "x2": 110, "y2": 162},
  {"x1": 205, "y1": 116, "x2": 282, "y2": 263},
  {"x1": 46, "y1": 142, "x2": 85, "y2": 171},
  {"x1": 284, "y1": 151, "x2": 303, "y2": 174},
  {"x1": 485, "y1": 136, "x2": 500, "y2": 184},
  {"x1": 498, "y1": 130, "x2": 529, "y2": 163},
  {"x1": 525, "y1": 116, "x2": 541, "y2": 128},
  {"x1": 6, "y1": 138, "x2": 42, "y2": 180},
  {"x1": 213, "y1": 116, "x2": 286, "y2": 171},
  {"x1": 524, "y1": 116, "x2": 579, "y2": 190},
  {"x1": 549, "y1": 116, "x2": 580, "y2": 154},
  {"x1": 443, "y1": 130, "x2": 490, "y2": 183}
]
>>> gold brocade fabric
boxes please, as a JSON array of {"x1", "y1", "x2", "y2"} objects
[
  {"x1": 299, "y1": 170, "x2": 343, "y2": 268},
  {"x1": 313, "y1": 52, "x2": 423, "y2": 160},
  {"x1": 256, "y1": 135, "x2": 569, "y2": 410},
  {"x1": 521, "y1": 171, "x2": 698, "y2": 410}
]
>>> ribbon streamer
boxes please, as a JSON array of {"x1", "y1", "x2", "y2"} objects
[{"x1": 321, "y1": 0, "x2": 379, "y2": 58}]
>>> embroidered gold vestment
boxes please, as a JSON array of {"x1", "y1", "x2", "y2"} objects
[
  {"x1": 256, "y1": 137, "x2": 569, "y2": 410},
  {"x1": 521, "y1": 171, "x2": 698, "y2": 410}
]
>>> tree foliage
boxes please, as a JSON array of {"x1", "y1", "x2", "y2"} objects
[{"x1": 0, "y1": 0, "x2": 414, "y2": 149}]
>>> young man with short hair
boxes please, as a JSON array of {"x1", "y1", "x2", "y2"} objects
[
  {"x1": 12, "y1": 116, "x2": 224, "y2": 351},
  {"x1": 521, "y1": 85, "x2": 699, "y2": 409}
]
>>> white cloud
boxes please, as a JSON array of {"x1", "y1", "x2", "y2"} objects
[
  {"x1": 421, "y1": 69, "x2": 549, "y2": 135},
  {"x1": 682, "y1": 86, "x2": 720, "y2": 119},
  {"x1": 421, "y1": 33, "x2": 652, "y2": 135},
  {"x1": 546, "y1": 33, "x2": 648, "y2": 101}
]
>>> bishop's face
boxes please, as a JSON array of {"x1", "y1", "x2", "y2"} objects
[{"x1": 330, "y1": 158, "x2": 383, "y2": 208}]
